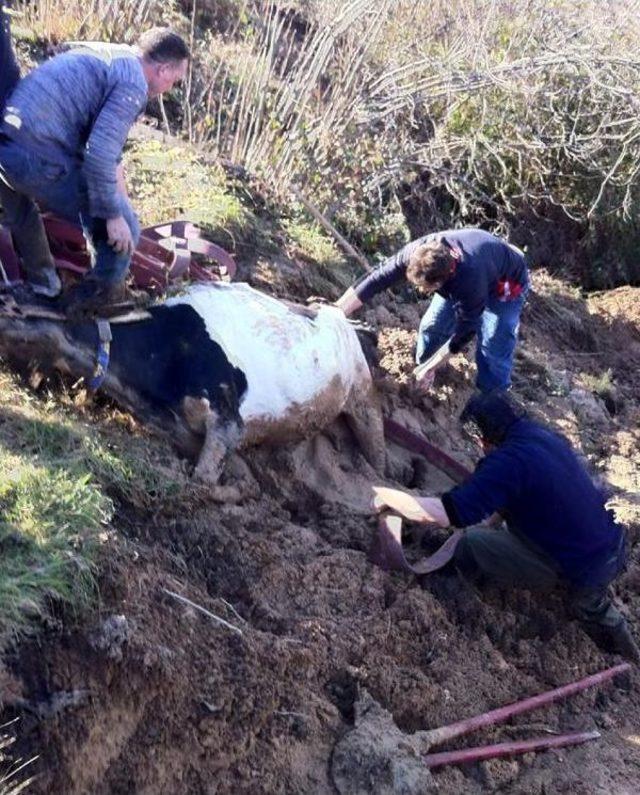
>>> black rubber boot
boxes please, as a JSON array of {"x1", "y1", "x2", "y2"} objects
[{"x1": 585, "y1": 620, "x2": 640, "y2": 664}]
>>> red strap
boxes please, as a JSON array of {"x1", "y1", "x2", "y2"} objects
[
  {"x1": 34, "y1": 214, "x2": 237, "y2": 289},
  {"x1": 383, "y1": 418, "x2": 471, "y2": 484},
  {"x1": 369, "y1": 512, "x2": 464, "y2": 575}
]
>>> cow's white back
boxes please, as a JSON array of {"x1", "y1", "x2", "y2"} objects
[{"x1": 166, "y1": 283, "x2": 371, "y2": 431}]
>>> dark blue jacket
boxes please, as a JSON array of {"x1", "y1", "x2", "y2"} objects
[
  {"x1": 354, "y1": 228, "x2": 528, "y2": 353},
  {"x1": 441, "y1": 419, "x2": 625, "y2": 587}
]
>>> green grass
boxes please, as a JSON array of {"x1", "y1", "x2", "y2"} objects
[
  {"x1": 0, "y1": 369, "x2": 191, "y2": 648},
  {"x1": 0, "y1": 451, "x2": 108, "y2": 643},
  {"x1": 125, "y1": 138, "x2": 274, "y2": 255},
  {"x1": 126, "y1": 137, "x2": 362, "y2": 294},
  {"x1": 82, "y1": 436, "x2": 184, "y2": 511},
  {"x1": 284, "y1": 218, "x2": 341, "y2": 265}
]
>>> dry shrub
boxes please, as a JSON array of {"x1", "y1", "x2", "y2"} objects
[
  {"x1": 11, "y1": 0, "x2": 640, "y2": 280},
  {"x1": 14, "y1": 0, "x2": 179, "y2": 44},
  {"x1": 181, "y1": 0, "x2": 640, "y2": 280}
]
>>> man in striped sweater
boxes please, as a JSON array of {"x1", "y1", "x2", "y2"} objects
[{"x1": 0, "y1": 22, "x2": 188, "y2": 313}]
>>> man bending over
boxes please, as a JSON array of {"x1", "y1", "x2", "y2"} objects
[
  {"x1": 0, "y1": 25, "x2": 189, "y2": 313},
  {"x1": 336, "y1": 229, "x2": 529, "y2": 393}
]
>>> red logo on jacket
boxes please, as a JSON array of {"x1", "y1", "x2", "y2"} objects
[{"x1": 496, "y1": 279, "x2": 524, "y2": 301}]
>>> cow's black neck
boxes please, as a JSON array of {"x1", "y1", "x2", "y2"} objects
[{"x1": 67, "y1": 304, "x2": 248, "y2": 418}]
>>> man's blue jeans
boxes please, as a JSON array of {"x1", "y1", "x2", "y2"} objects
[
  {"x1": 0, "y1": 137, "x2": 139, "y2": 284},
  {"x1": 415, "y1": 287, "x2": 529, "y2": 392}
]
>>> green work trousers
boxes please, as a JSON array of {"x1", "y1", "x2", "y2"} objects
[{"x1": 454, "y1": 524, "x2": 626, "y2": 630}]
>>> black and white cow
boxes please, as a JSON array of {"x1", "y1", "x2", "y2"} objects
[{"x1": 0, "y1": 282, "x2": 384, "y2": 485}]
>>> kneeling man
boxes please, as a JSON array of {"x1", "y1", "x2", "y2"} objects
[{"x1": 374, "y1": 393, "x2": 639, "y2": 662}]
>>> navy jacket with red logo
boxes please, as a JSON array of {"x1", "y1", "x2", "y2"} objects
[{"x1": 354, "y1": 228, "x2": 529, "y2": 353}]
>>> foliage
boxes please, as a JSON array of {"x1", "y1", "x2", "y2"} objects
[
  {"x1": 124, "y1": 137, "x2": 280, "y2": 256},
  {"x1": 11, "y1": 0, "x2": 640, "y2": 283},
  {"x1": 283, "y1": 217, "x2": 340, "y2": 265},
  {"x1": 13, "y1": 0, "x2": 180, "y2": 44}
]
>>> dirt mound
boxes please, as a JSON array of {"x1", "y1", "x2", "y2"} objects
[
  {"x1": 589, "y1": 286, "x2": 640, "y2": 334},
  {"x1": 2, "y1": 275, "x2": 640, "y2": 794}
]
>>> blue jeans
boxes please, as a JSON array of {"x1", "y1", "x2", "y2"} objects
[
  {"x1": 0, "y1": 137, "x2": 139, "y2": 284},
  {"x1": 416, "y1": 287, "x2": 528, "y2": 392}
]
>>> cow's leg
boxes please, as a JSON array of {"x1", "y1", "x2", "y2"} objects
[
  {"x1": 343, "y1": 386, "x2": 386, "y2": 473},
  {"x1": 181, "y1": 396, "x2": 243, "y2": 500},
  {"x1": 195, "y1": 411, "x2": 230, "y2": 483}
]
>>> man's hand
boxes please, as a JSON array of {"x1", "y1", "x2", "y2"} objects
[
  {"x1": 481, "y1": 512, "x2": 504, "y2": 528},
  {"x1": 334, "y1": 286, "x2": 363, "y2": 317},
  {"x1": 107, "y1": 216, "x2": 134, "y2": 256},
  {"x1": 413, "y1": 343, "x2": 452, "y2": 393},
  {"x1": 372, "y1": 486, "x2": 450, "y2": 526},
  {"x1": 305, "y1": 295, "x2": 331, "y2": 309}
]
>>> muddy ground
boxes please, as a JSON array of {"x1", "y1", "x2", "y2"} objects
[{"x1": 1, "y1": 273, "x2": 640, "y2": 794}]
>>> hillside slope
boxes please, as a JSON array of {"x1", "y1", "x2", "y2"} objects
[{"x1": 1, "y1": 225, "x2": 639, "y2": 793}]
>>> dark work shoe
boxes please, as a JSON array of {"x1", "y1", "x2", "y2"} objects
[
  {"x1": 609, "y1": 622, "x2": 640, "y2": 664},
  {"x1": 585, "y1": 620, "x2": 640, "y2": 664},
  {"x1": 27, "y1": 266, "x2": 62, "y2": 298},
  {"x1": 61, "y1": 277, "x2": 127, "y2": 319}
]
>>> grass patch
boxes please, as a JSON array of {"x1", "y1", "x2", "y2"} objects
[
  {"x1": 282, "y1": 215, "x2": 356, "y2": 296},
  {"x1": 283, "y1": 218, "x2": 342, "y2": 265},
  {"x1": 125, "y1": 138, "x2": 275, "y2": 256},
  {"x1": 82, "y1": 437, "x2": 184, "y2": 511},
  {"x1": 0, "y1": 453, "x2": 109, "y2": 644},
  {"x1": 0, "y1": 369, "x2": 191, "y2": 647}
]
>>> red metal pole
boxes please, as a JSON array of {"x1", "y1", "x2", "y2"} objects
[
  {"x1": 424, "y1": 730, "x2": 600, "y2": 769},
  {"x1": 423, "y1": 663, "x2": 630, "y2": 748}
]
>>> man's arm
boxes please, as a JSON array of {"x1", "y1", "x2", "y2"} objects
[
  {"x1": 0, "y1": 1, "x2": 20, "y2": 116},
  {"x1": 373, "y1": 486, "x2": 450, "y2": 526},
  {"x1": 335, "y1": 236, "x2": 431, "y2": 315},
  {"x1": 373, "y1": 449, "x2": 522, "y2": 529},
  {"x1": 441, "y1": 450, "x2": 522, "y2": 527},
  {"x1": 83, "y1": 81, "x2": 146, "y2": 220}
]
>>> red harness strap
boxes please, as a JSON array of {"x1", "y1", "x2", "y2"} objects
[{"x1": 0, "y1": 214, "x2": 237, "y2": 292}]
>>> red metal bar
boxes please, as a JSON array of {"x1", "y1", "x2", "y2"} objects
[
  {"x1": 424, "y1": 730, "x2": 600, "y2": 769},
  {"x1": 383, "y1": 418, "x2": 471, "y2": 484},
  {"x1": 423, "y1": 663, "x2": 630, "y2": 748}
]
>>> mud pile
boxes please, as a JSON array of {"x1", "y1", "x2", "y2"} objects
[{"x1": 2, "y1": 275, "x2": 640, "y2": 794}]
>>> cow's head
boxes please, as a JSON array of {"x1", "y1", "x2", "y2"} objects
[{"x1": 0, "y1": 299, "x2": 248, "y2": 475}]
